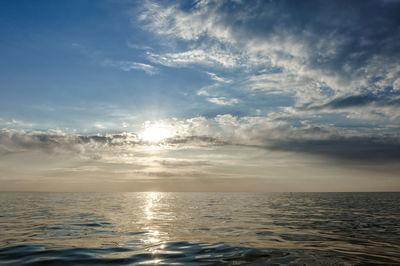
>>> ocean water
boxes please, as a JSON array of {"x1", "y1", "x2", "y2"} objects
[{"x1": 0, "y1": 192, "x2": 399, "y2": 265}]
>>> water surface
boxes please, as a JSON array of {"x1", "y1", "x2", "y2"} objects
[{"x1": 1, "y1": 192, "x2": 399, "y2": 265}]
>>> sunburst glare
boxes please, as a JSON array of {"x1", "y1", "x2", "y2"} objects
[{"x1": 140, "y1": 123, "x2": 175, "y2": 143}]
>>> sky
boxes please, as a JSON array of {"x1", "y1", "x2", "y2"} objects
[{"x1": 1, "y1": 0, "x2": 400, "y2": 192}]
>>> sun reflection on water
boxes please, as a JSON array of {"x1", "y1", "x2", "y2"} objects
[
  {"x1": 143, "y1": 192, "x2": 163, "y2": 245},
  {"x1": 145, "y1": 192, "x2": 160, "y2": 220}
]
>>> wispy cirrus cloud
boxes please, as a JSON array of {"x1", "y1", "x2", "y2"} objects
[
  {"x1": 103, "y1": 59, "x2": 158, "y2": 75},
  {"x1": 206, "y1": 97, "x2": 238, "y2": 106},
  {"x1": 146, "y1": 48, "x2": 240, "y2": 68},
  {"x1": 72, "y1": 43, "x2": 158, "y2": 75},
  {"x1": 205, "y1": 72, "x2": 231, "y2": 83}
]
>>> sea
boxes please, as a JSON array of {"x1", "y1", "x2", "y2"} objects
[{"x1": 0, "y1": 192, "x2": 399, "y2": 265}]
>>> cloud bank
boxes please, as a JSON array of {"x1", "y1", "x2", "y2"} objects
[{"x1": 2, "y1": 112, "x2": 399, "y2": 162}]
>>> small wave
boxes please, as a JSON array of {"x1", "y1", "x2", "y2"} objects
[
  {"x1": 2, "y1": 241, "x2": 397, "y2": 265},
  {"x1": 0, "y1": 242, "x2": 292, "y2": 265}
]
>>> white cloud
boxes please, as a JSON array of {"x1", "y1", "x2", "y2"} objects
[
  {"x1": 205, "y1": 72, "x2": 231, "y2": 83},
  {"x1": 207, "y1": 97, "x2": 239, "y2": 106},
  {"x1": 126, "y1": 41, "x2": 153, "y2": 50},
  {"x1": 137, "y1": 0, "x2": 400, "y2": 121},
  {"x1": 95, "y1": 123, "x2": 106, "y2": 129},
  {"x1": 197, "y1": 89, "x2": 210, "y2": 96},
  {"x1": 146, "y1": 48, "x2": 240, "y2": 68},
  {"x1": 0, "y1": 118, "x2": 34, "y2": 128},
  {"x1": 103, "y1": 60, "x2": 157, "y2": 75}
]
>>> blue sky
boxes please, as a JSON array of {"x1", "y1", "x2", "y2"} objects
[
  {"x1": 0, "y1": 0, "x2": 301, "y2": 131},
  {"x1": 1, "y1": 0, "x2": 400, "y2": 191}
]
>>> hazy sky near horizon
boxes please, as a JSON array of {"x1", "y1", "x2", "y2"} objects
[{"x1": 1, "y1": 0, "x2": 400, "y2": 191}]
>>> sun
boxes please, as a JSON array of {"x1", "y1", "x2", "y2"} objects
[{"x1": 140, "y1": 123, "x2": 174, "y2": 142}]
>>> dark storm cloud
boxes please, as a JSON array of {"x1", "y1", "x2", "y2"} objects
[
  {"x1": 0, "y1": 130, "x2": 78, "y2": 154},
  {"x1": 307, "y1": 95, "x2": 400, "y2": 110},
  {"x1": 0, "y1": 130, "x2": 142, "y2": 155},
  {"x1": 266, "y1": 137, "x2": 400, "y2": 162},
  {"x1": 0, "y1": 130, "x2": 229, "y2": 157}
]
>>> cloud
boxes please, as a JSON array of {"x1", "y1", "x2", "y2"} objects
[
  {"x1": 3, "y1": 109, "x2": 399, "y2": 163},
  {"x1": 155, "y1": 159, "x2": 213, "y2": 167},
  {"x1": 146, "y1": 48, "x2": 240, "y2": 68},
  {"x1": 138, "y1": 0, "x2": 400, "y2": 118},
  {"x1": 308, "y1": 95, "x2": 400, "y2": 110},
  {"x1": 207, "y1": 97, "x2": 239, "y2": 106},
  {"x1": 103, "y1": 60, "x2": 157, "y2": 75},
  {"x1": 0, "y1": 118, "x2": 34, "y2": 128},
  {"x1": 0, "y1": 129, "x2": 143, "y2": 159},
  {"x1": 72, "y1": 43, "x2": 157, "y2": 75},
  {"x1": 205, "y1": 72, "x2": 231, "y2": 83},
  {"x1": 95, "y1": 123, "x2": 106, "y2": 129},
  {"x1": 164, "y1": 135, "x2": 230, "y2": 146},
  {"x1": 0, "y1": 129, "x2": 85, "y2": 156},
  {"x1": 266, "y1": 137, "x2": 400, "y2": 162},
  {"x1": 126, "y1": 41, "x2": 153, "y2": 51}
]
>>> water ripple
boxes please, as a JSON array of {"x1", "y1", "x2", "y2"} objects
[{"x1": 0, "y1": 192, "x2": 400, "y2": 265}]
